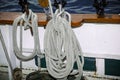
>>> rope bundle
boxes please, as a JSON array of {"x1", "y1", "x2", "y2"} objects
[
  {"x1": 13, "y1": 9, "x2": 41, "y2": 61},
  {"x1": 44, "y1": 13, "x2": 84, "y2": 79},
  {"x1": 12, "y1": 1, "x2": 84, "y2": 79}
]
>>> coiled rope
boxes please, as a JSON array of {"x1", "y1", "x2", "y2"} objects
[
  {"x1": 44, "y1": 9, "x2": 84, "y2": 79},
  {"x1": 13, "y1": 9, "x2": 41, "y2": 61}
]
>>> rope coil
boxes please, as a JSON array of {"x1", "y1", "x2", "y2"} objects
[
  {"x1": 44, "y1": 11, "x2": 84, "y2": 79},
  {"x1": 13, "y1": 9, "x2": 41, "y2": 61}
]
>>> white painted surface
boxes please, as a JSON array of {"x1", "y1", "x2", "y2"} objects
[
  {"x1": 73, "y1": 23, "x2": 120, "y2": 56},
  {"x1": 96, "y1": 59, "x2": 105, "y2": 75}
]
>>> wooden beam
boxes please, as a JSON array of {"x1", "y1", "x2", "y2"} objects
[{"x1": 0, "y1": 12, "x2": 120, "y2": 27}]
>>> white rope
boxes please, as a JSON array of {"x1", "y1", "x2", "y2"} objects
[
  {"x1": 48, "y1": 0, "x2": 54, "y2": 18},
  {"x1": 44, "y1": 9, "x2": 84, "y2": 79},
  {"x1": 13, "y1": 9, "x2": 41, "y2": 61}
]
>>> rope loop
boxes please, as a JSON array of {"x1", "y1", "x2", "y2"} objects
[
  {"x1": 13, "y1": 9, "x2": 41, "y2": 61},
  {"x1": 44, "y1": 8, "x2": 84, "y2": 79}
]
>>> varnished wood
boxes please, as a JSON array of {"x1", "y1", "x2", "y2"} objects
[
  {"x1": 0, "y1": 12, "x2": 120, "y2": 28},
  {"x1": 38, "y1": 0, "x2": 49, "y2": 8}
]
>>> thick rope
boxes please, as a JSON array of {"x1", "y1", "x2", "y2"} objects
[
  {"x1": 13, "y1": 9, "x2": 41, "y2": 61},
  {"x1": 44, "y1": 10, "x2": 84, "y2": 79},
  {"x1": 48, "y1": 0, "x2": 54, "y2": 18}
]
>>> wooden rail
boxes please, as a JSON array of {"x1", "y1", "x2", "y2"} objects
[{"x1": 0, "y1": 12, "x2": 120, "y2": 27}]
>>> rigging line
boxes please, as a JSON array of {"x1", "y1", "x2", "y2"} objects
[
  {"x1": 0, "y1": 29, "x2": 13, "y2": 72},
  {"x1": 48, "y1": 0, "x2": 54, "y2": 18}
]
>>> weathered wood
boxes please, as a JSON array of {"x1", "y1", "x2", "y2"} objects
[{"x1": 0, "y1": 12, "x2": 120, "y2": 27}]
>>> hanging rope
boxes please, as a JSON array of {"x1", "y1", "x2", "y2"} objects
[
  {"x1": 48, "y1": 0, "x2": 54, "y2": 18},
  {"x1": 13, "y1": 9, "x2": 41, "y2": 61},
  {"x1": 44, "y1": 7, "x2": 84, "y2": 79}
]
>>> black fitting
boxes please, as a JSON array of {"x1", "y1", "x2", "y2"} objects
[
  {"x1": 61, "y1": 0, "x2": 67, "y2": 8},
  {"x1": 18, "y1": 0, "x2": 29, "y2": 13},
  {"x1": 53, "y1": 0, "x2": 59, "y2": 8},
  {"x1": 53, "y1": 0, "x2": 67, "y2": 9},
  {"x1": 93, "y1": 0, "x2": 108, "y2": 17}
]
